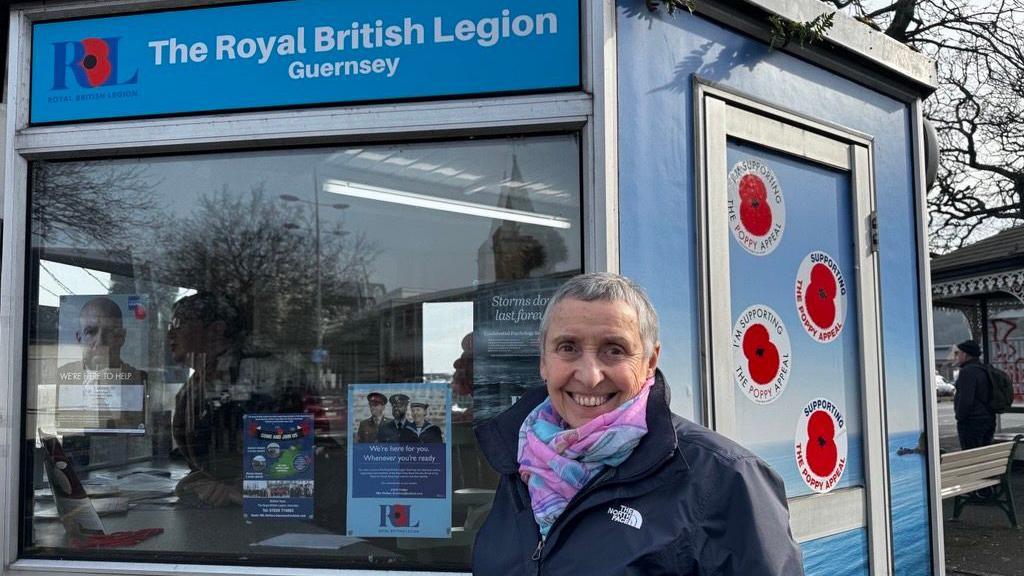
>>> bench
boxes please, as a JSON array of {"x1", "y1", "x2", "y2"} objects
[{"x1": 940, "y1": 435, "x2": 1022, "y2": 527}]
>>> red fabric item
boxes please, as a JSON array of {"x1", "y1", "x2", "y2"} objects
[{"x1": 70, "y1": 528, "x2": 163, "y2": 549}]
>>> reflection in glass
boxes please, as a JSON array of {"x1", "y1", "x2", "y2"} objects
[{"x1": 23, "y1": 135, "x2": 581, "y2": 571}]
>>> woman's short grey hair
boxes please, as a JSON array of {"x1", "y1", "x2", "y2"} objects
[{"x1": 539, "y1": 272, "x2": 660, "y2": 358}]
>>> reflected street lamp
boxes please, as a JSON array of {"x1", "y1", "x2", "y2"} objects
[{"x1": 278, "y1": 191, "x2": 348, "y2": 365}]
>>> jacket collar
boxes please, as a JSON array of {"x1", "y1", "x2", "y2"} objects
[{"x1": 474, "y1": 369, "x2": 678, "y2": 478}]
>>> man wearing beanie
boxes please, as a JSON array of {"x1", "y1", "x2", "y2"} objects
[{"x1": 952, "y1": 339, "x2": 996, "y2": 449}]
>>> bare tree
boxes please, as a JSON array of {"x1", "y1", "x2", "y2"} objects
[
  {"x1": 155, "y1": 183, "x2": 378, "y2": 354},
  {"x1": 820, "y1": 0, "x2": 1024, "y2": 252},
  {"x1": 31, "y1": 161, "x2": 158, "y2": 247}
]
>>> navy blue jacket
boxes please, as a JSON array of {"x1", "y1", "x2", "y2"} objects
[
  {"x1": 954, "y1": 359, "x2": 995, "y2": 422},
  {"x1": 473, "y1": 372, "x2": 804, "y2": 575}
]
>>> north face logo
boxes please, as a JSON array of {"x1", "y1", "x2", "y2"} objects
[{"x1": 607, "y1": 504, "x2": 643, "y2": 529}]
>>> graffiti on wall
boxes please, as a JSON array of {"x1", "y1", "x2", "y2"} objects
[{"x1": 988, "y1": 318, "x2": 1024, "y2": 401}]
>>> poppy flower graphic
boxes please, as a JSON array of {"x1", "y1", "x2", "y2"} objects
[
  {"x1": 133, "y1": 304, "x2": 147, "y2": 320},
  {"x1": 806, "y1": 263, "x2": 837, "y2": 329},
  {"x1": 742, "y1": 324, "x2": 780, "y2": 385},
  {"x1": 806, "y1": 410, "x2": 838, "y2": 477},
  {"x1": 389, "y1": 504, "x2": 411, "y2": 527},
  {"x1": 79, "y1": 38, "x2": 112, "y2": 87},
  {"x1": 738, "y1": 174, "x2": 773, "y2": 236}
]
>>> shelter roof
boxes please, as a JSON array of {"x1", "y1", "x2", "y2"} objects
[{"x1": 931, "y1": 227, "x2": 1024, "y2": 281}]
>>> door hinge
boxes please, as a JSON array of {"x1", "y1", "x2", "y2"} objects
[{"x1": 869, "y1": 211, "x2": 879, "y2": 253}]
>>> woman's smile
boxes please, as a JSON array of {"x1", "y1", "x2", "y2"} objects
[{"x1": 566, "y1": 391, "x2": 616, "y2": 408}]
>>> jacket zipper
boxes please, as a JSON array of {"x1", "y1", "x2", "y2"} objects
[
  {"x1": 531, "y1": 538, "x2": 544, "y2": 561},
  {"x1": 531, "y1": 467, "x2": 615, "y2": 565}
]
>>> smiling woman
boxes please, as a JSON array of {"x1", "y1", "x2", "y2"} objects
[{"x1": 472, "y1": 272, "x2": 805, "y2": 575}]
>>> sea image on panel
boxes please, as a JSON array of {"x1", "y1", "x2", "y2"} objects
[
  {"x1": 797, "y1": 430, "x2": 930, "y2": 576},
  {"x1": 888, "y1": 430, "x2": 931, "y2": 576}
]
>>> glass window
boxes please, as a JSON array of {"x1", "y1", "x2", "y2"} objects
[{"x1": 22, "y1": 135, "x2": 582, "y2": 571}]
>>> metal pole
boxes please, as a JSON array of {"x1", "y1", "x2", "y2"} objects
[{"x1": 314, "y1": 171, "x2": 323, "y2": 351}]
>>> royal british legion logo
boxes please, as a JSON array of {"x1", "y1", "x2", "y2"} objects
[
  {"x1": 379, "y1": 503, "x2": 419, "y2": 528},
  {"x1": 51, "y1": 37, "x2": 138, "y2": 89}
]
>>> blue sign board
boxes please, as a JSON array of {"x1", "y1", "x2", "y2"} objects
[{"x1": 30, "y1": 0, "x2": 580, "y2": 123}]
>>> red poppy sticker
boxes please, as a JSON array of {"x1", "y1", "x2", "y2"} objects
[
  {"x1": 794, "y1": 398, "x2": 848, "y2": 493},
  {"x1": 727, "y1": 159, "x2": 785, "y2": 256},
  {"x1": 732, "y1": 305, "x2": 791, "y2": 405},
  {"x1": 79, "y1": 38, "x2": 113, "y2": 87},
  {"x1": 794, "y1": 251, "x2": 848, "y2": 343}
]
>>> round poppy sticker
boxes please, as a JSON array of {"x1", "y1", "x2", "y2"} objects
[
  {"x1": 794, "y1": 398, "x2": 848, "y2": 494},
  {"x1": 727, "y1": 159, "x2": 785, "y2": 256},
  {"x1": 731, "y1": 305, "x2": 791, "y2": 405},
  {"x1": 795, "y1": 251, "x2": 848, "y2": 343}
]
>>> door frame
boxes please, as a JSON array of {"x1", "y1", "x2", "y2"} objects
[{"x1": 693, "y1": 80, "x2": 892, "y2": 575}]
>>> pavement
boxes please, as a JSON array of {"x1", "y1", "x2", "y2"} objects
[{"x1": 938, "y1": 400, "x2": 1024, "y2": 576}]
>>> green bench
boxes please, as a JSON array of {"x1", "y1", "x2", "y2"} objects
[{"x1": 941, "y1": 435, "x2": 1022, "y2": 527}]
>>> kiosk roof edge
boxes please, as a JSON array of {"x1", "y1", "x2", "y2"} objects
[{"x1": 694, "y1": 0, "x2": 938, "y2": 96}]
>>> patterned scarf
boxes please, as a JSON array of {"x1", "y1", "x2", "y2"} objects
[{"x1": 516, "y1": 378, "x2": 653, "y2": 539}]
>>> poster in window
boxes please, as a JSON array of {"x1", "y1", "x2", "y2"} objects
[
  {"x1": 471, "y1": 276, "x2": 571, "y2": 421},
  {"x1": 243, "y1": 414, "x2": 316, "y2": 519},
  {"x1": 55, "y1": 294, "x2": 149, "y2": 434},
  {"x1": 347, "y1": 383, "x2": 451, "y2": 538}
]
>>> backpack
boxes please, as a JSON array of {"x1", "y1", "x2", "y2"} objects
[{"x1": 984, "y1": 364, "x2": 1015, "y2": 414}]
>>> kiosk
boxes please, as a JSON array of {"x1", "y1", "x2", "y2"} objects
[{"x1": 0, "y1": 0, "x2": 940, "y2": 575}]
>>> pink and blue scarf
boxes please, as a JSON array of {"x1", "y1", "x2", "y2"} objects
[{"x1": 516, "y1": 378, "x2": 653, "y2": 539}]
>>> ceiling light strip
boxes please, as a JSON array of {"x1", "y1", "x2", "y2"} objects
[{"x1": 322, "y1": 179, "x2": 571, "y2": 230}]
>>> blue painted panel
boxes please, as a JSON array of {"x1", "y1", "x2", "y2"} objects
[
  {"x1": 30, "y1": 0, "x2": 580, "y2": 123},
  {"x1": 726, "y1": 141, "x2": 864, "y2": 498},
  {"x1": 616, "y1": 2, "x2": 930, "y2": 573},
  {"x1": 802, "y1": 529, "x2": 870, "y2": 576}
]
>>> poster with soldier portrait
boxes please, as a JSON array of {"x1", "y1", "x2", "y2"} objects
[
  {"x1": 55, "y1": 294, "x2": 149, "y2": 434},
  {"x1": 346, "y1": 382, "x2": 451, "y2": 538}
]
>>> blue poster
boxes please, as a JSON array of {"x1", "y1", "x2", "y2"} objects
[
  {"x1": 347, "y1": 383, "x2": 451, "y2": 538},
  {"x1": 30, "y1": 0, "x2": 580, "y2": 123},
  {"x1": 242, "y1": 414, "x2": 315, "y2": 519}
]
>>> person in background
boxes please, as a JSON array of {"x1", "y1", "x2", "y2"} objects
[
  {"x1": 377, "y1": 393, "x2": 411, "y2": 442},
  {"x1": 399, "y1": 402, "x2": 443, "y2": 443},
  {"x1": 355, "y1": 392, "x2": 392, "y2": 443},
  {"x1": 472, "y1": 273, "x2": 802, "y2": 575},
  {"x1": 952, "y1": 339, "x2": 996, "y2": 449},
  {"x1": 451, "y1": 333, "x2": 474, "y2": 398},
  {"x1": 169, "y1": 292, "x2": 306, "y2": 507}
]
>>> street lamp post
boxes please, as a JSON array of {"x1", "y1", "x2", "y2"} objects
[
  {"x1": 279, "y1": 187, "x2": 348, "y2": 370},
  {"x1": 314, "y1": 181, "x2": 322, "y2": 353}
]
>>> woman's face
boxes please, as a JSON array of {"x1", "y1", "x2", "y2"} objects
[{"x1": 540, "y1": 298, "x2": 659, "y2": 429}]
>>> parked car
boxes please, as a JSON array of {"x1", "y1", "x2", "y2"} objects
[
  {"x1": 303, "y1": 392, "x2": 347, "y2": 439},
  {"x1": 935, "y1": 373, "x2": 955, "y2": 397}
]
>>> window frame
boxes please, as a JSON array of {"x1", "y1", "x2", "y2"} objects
[{"x1": 0, "y1": 1, "x2": 617, "y2": 575}]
